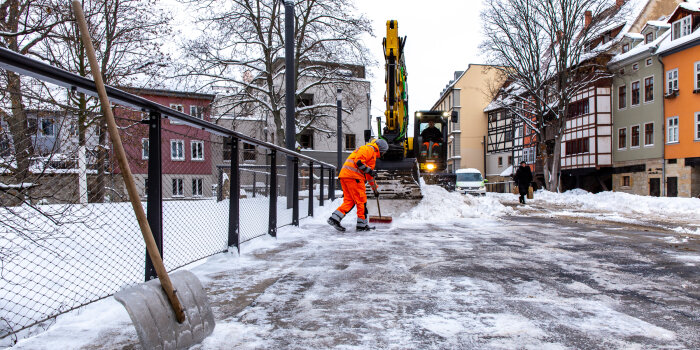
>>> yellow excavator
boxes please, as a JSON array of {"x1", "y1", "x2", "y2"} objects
[{"x1": 367, "y1": 20, "x2": 457, "y2": 200}]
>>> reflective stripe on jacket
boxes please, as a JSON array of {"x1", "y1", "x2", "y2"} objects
[{"x1": 338, "y1": 143, "x2": 379, "y2": 183}]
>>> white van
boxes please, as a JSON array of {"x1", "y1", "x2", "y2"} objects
[{"x1": 455, "y1": 168, "x2": 486, "y2": 195}]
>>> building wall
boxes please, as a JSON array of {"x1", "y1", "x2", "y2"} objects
[
  {"x1": 433, "y1": 65, "x2": 503, "y2": 173},
  {"x1": 611, "y1": 55, "x2": 664, "y2": 162},
  {"x1": 612, "y1": 158, "x2": 664, "y2": 196},
  {"x1": 663, "y1": 159, "x2": 700, "y2": 198},
  {"x1": 561, "y1": 84, "x2": 613, "y2": 170},
  {"x1": 663, "y1": 44, "x2": 700, "y2": 160},
  {"x1": 485, "y1": 151, "x2": 512, "y2": 178}
]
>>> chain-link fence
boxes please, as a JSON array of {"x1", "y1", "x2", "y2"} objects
[{"x1": 0, "y1": 49, "x2": 336, "y2": 345}]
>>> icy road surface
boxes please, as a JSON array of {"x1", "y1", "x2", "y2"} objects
[{"x1": 12, "y1": 188, "x2": 700, "y2": 349}]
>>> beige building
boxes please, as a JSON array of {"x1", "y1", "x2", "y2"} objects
[{"x1": 431, "y1": 64, "x2": 504, "y2": 173}]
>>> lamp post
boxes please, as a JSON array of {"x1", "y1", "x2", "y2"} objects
[
  {"x1": 284, "y1": 0, "x2": 295, "y2": 208},
  {"x1": 337, "y1": 88, "x2": 342, "y2": 170}
]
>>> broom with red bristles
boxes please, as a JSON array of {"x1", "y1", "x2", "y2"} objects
[{"x1": 368, "y1": 189, "x2": 392, "y2": 224}]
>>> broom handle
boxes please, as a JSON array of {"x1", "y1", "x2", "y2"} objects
[
  {"x1": 375, "y1": 193, "x2": 382, "y2": 218},
  {"x1": 71, "y1": 1, "x2": 186, "y2": 323}
]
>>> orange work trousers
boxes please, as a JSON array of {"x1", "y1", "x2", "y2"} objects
[{"x1": 336, "y1": 178, "x2": 368, "y2": 220}]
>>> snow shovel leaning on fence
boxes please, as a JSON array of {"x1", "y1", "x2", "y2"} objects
[{"x1": 72, "y1": 2, "x2": 215, "y2": 349}]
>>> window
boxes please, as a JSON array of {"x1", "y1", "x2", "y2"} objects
[
  {"x1": 565, "y1": 138, "x2": 589, "y2": 155},
  {"x1": 192, "y1": 178, "x2": 203, "y2": 197},
  {"x1": 223, "y1": 142, "x2": 231, "y2": 161},
  {"x1": 631, "y1": 81, "x2": 640, "y2": 106},
  {"x1": 40, "y1": 118, "x2": 55, "y2": 136},
  {"x1": 191, "y1": 140, "x2": 204, "y2": 160},
  {"x1": 672, "y1": 16, "x2": 692, "y2": 40},
  {"x1": 632, "y1": 63, "x2": 639, "y2": 71},
  {"x1": 296, "y1": 93, "x2": 313, "y2": 107},
  {"x1": 695, "y1": 61, "x2": 700, "y2": 91},
  {"x1": 498, "y1": 157, "x2": 503, "y2": 166},
  {"x1": 667, "y1": 69, "x2": 678, "y2": 93},
  {"x1": 299, "y1": 130, "x2": 313, "y2": 149},
  {"x1": 142, "y1": 138, "x2": 149, "y2": 160},
  {"x1": 622, "y1": 43, "x2": 629, "y2": 53},
  {"x1": 508, "y1": 156, "x2": 513, "y2": 165},
  {"x1": 696, "y1": 112, "x2": 700, "y2": 140},
  {"x1": 172, "y1": 178, "x2": 183, "y2": 197},
  {"x1": 622, "y1": 176, "x2": 630, "y2": 187},
  {"x1": 345, "y1": 134, "x2": 356, "y2": 151},
  {"x1": 190, "y1": 105, "x2": 203, "y2": 119},
  {"x1": 646, "y1": 58, "x2": 653, "y2": 67},
  {"x1": 667, "y1": 116, "x2": 679, "y2": 143},
  {"x1": 644, "y1": 123, "x2": 654, "y2": 146},
  {"x1": 170, "y1": 104, "x2": 184, "y2": 124},
  {"x1": 644, "y1": 76, "x2": 654, "y2": 103},
  {"x1": 631, "y1": 125, "x2": 640, "y2": 148},
  {"x1": 620, "y1": 68, "x2": 625, "y2": 75},
  {"x1": 568, "y1": 99, "x2": 589, "y2": 118},
  {"x1": 27, "y1": 118, "x2": 37, "y2": 135},
  {"x1": 645, "y1": 32, "x2": 653, "y2": 44},
  {"x1": 668, "y1": 159, "x2": 677, "y2": 164},
  {"x1": 618, "y1": 128, "x2": 627, "y2": 149},
  {"x1": 523, "y1": 147, "x2": 536, "y2": 163},
  {"x1": 243, "y1": 143, "x2": 256, "y2": 161},
  {"x1": 618, "y1": 85, "x2": 626, "y2": 109},
  {"x1": 171, "y1": 140, "x2": 184, "y2": 161}
]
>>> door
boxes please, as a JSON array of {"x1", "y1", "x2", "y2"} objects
[
  {"x1": 649, "y1": 178, "x2": 660, "y2": 197},
  {"x1": 667, "y1": 177, "x2": 678, "y2": 197}
]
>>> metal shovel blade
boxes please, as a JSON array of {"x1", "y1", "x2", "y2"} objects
[{"x1": 114, "y1": 270, "x2": 215, "y2": 350}]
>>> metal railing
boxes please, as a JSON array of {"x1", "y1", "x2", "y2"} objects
[
  {"x1": 0, "y1": 47, "x2": 337, "y2": 344},
  {"x1": 486, "y1": 180, "x2": 516, "y2": 194}
]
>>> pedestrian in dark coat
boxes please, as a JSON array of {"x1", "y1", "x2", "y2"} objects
[{"x1": 513, "y1": 161, "x2": 533, "y2": 204}]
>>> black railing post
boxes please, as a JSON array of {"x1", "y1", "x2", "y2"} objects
[
  {"x1": 308, "y1": 162, "x2": 313, "y2": 217},
  {"x1": 252, "y1": 172, "x2": 256, "y2": 198},
  {"x1": 319, "y1": 164, "x2": 324, "y2": 206},
  {"x1": 145, "y1": 111, "x2": 162, "y2": 281},
  {"x1": 268, "y1": 150, "x2": 277, "y2": 237},
  {"x1": 329, "y1": 168, "x2": 336, "y2": 201},
  {"x1": 217, "y1": 167, "x2": 223, "y2": 202},
  {"x1": 228, "y1": 137, "x2": 240, "y2": 252},
  {"x1": 292, "y1": 157, "x2": 299, "y2": 226}
]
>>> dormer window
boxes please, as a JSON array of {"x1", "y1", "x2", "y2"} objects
[
  {"x1": 672, "y1": 15, "x2": 692, "y2": 40},
  {"x1": 622, "y1": 43, "x2": 630, "y2": 53},
  {"x1": 645, "y1": 32, "x2": 653, "y2": 44}
]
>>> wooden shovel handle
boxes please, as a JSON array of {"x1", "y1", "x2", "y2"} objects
[{"x1": 71, "y1": 1, "x2": 186, "y2": 323}]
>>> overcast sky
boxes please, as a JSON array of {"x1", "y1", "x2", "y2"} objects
[{"x1": 353, "y1": 0, "x2": 486, "y2": 121}]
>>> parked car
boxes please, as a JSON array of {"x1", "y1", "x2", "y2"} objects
[{"x1": 455, "y1": 168, "x2": 486, "y2": 195}]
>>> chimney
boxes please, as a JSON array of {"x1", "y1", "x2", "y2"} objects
[
  {"x1": 585, "y1": 11, "x2": 592, "y2": 28},
  {"x1": 616, "y1": 0, "x2": 625, "y2": 7}
]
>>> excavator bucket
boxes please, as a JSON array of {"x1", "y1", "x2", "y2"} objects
[{"x1": 370, "y1": 158, "x2": 423, "y2": 200}]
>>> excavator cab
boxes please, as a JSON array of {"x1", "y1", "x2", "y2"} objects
[{"x1": 413, "y1": 110, "x2": 457, "y2": 190}]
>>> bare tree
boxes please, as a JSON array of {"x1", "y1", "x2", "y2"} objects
[
  {"x1": 37, "y1": 0, "x2": 171, "y2": 202},
  {"x1": 0, "y1": 0, "x2": 63, "y2": 185},
  {"x1": 481, "y1": 0, "x2": 621, "y2": 191},
  {"x1": 179, "y1": 0, "x2": 373, "y2": 146}
]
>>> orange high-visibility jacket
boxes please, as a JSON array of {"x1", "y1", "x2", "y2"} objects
[{"x1": 338, "y1": 142, "x2": 380, "y2": 184}]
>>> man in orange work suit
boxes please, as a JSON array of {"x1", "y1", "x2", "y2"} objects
[{"x1": 327, "y1": 139, "x2": 389, "y2": 232}]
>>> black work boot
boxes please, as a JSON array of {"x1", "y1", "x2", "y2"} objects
[
  {"x1": 328, "y1": 210, "x2": 346, "y2": 232},
  {"x1": 356, "y1": 218, "x2": 375, "y2": 231}
]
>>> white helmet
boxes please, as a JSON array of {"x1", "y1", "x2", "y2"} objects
[{"x1": 374, "y1": 139, "x2": 389, "y2": 155}]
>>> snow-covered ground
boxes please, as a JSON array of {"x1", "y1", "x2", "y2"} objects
[
  {"x1": 491, "y1": 189, "x2": 700, "y2": 235},
  {"x1": 8, "y1": 185, "x2": 700, "y2": 349}
]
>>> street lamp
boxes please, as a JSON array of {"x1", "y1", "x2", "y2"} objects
[{"x1": 337, "y1": 88, "x2": 342, "y2": 170}]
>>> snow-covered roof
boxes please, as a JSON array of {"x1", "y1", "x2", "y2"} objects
[
  {"x1": 644, "y1": 20, "x2": 671, "y2": 29},
  {"x1": 679, "y1": 1, "x2": 700, "y2": 12},
  {"x1": 657, "y1": 25, "x2": 700, "y2": 55},
  {"x1": 624, "y1": 33, "x2": 645, "y2": 40},
  {"x1": 609, "y1": 30, "x2": 670, "y2": 66}
]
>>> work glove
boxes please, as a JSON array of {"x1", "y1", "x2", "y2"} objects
[{"x1": 368, "y1": 169, "x2": 377, "y2": 178}]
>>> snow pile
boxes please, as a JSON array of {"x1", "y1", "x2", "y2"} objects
[
  {"x1": 531, "y1": 189, "x2": 700, "y2": 220},
  {"x1": 401, "y1": 184, "x2": 513, "y2": 222}
]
